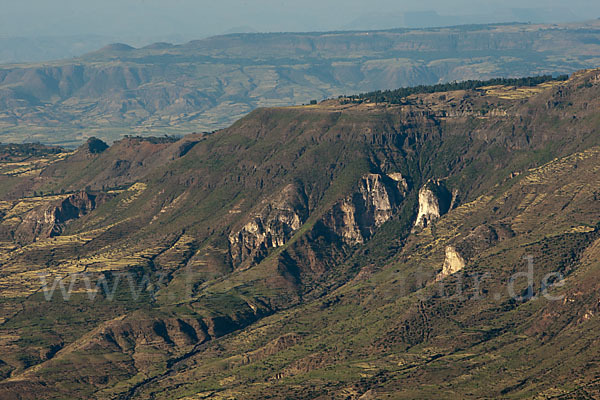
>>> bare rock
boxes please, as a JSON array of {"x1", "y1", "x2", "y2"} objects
[
  {"x1": 437, "y1": 246, "x2": 466, "y2": 280},
  {"x1": 229, "y1": 183, "x2": 309, "y2": 267},
  {"x1": 15, "y1": 191, "x2": 111, "y2": 241},
  {"x1": 414, "y1": 180, "x2": 452, "y2": 229},
  {"x1": 321, "y1": 173, "x2": 406, "y2": 245}
]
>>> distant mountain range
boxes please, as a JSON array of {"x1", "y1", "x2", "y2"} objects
[
  {"x1": 342, "y1": 8, "x2": 583, "y2": 30},
  {"x1": 0, "y1": 33, "x2": 200, "y2": 65},
  {"x1": 0, "y1": 20, "x2": 599, "y2": 146},
  {"x1": 0, "y1": 8, "x2": 589, "y2": 65}
]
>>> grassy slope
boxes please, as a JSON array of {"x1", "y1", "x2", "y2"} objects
[{"x1": 139, "y1": 146, "x2": 600, "y2": 398}]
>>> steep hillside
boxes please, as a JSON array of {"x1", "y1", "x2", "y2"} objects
[
  {"x1": 0, "y1": 70, "x2": 598, "y2": 398},
  {"x1": 1, "y1": 21, "x2": 600, "y2": 145}
]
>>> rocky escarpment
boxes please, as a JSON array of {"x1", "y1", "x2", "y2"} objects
[
  {"x1": 414, "y1": 180, "x2": 453, "y2": 229},
  {"x1": 15, "y1": 191, "x2": 111, "y2": 241},
  {"x1": 229, "y1": 173, "x2": 407, "y2": 270},
  {"x1": 321, "y1": 173, "x2": 407, "y2": 245},
  {"x1": 229, "y1": 183, "x2": 309, "y2": 267},
  {"x1": 270, "y1": 173, "x2": 408, "y2": 294}
]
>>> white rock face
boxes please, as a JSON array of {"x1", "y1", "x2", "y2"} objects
[
  {"x1": 229, "y1": 183, "x2": 308, "y2": 267},
  {"x1": 414, "y1": 180, "x2": 452, "y2": 229},
  {"x1": 415, "y1": 186, "x2": 441, "y2": 228},
  {"x1": 229, "y1": 173, "x2": 406, "y2": 268},
  {"x1": 321, "y1": 173, "x2": 406, "y2": 245},
  {"x1": 437, "y1": 246, "x2": 466, "y2": 280}
]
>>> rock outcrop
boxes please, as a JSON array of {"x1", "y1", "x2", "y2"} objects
[
  {"x1": 229, "y1": 173, "x2": 407, "y2": 268},
  {"x1": 437, "y1": 224, "x2": 514, "y2": 280},
  {"x1": 321, "y1": 173, "x2": 406, "y2": 245},
  {"x1": 15, "y1": 191, "x2": 111, "y2": 241},
  {"x1": 229, "y1": 183, "x2": 309, "y2": 267},
  {"x1": 437, "y1": 246, "x2": 466, "y2": 280},
  {"x1": 414, "y1": 180, "x2": 452, "y2": 229}
]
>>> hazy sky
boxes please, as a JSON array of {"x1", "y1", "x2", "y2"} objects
[{"x1": 1, "y1": 0, "x2": 599, "y2": 43}]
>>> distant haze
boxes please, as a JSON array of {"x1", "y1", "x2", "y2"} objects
[
  {"x1": 0, "y1": 0, "x2": 599, "y2": 63},
  {"x1": 2, "y1": 0, "x2": 598, "y2": 38}
]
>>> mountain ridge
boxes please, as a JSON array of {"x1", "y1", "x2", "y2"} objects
[{"x1": 1, "y1": 20, "x2": 600, "y2": 146}]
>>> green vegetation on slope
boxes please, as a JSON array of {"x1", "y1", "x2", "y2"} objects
[{"x1": 0, "y1": 70, "x2": 598, "y2": 398}]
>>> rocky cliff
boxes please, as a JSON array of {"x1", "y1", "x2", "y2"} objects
[
  {"x1": 15, "y1": 191, "x2": 111, "y2": 241},
  {"x1": 229, "y1": 173, "x2": 407, "y2": 271},
  {"x1": 321, "y1": 173, "x2": 407, "y2": 245},
  {"x1": 229, "y1": 183, "x2": 309, "y2": 267}
]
